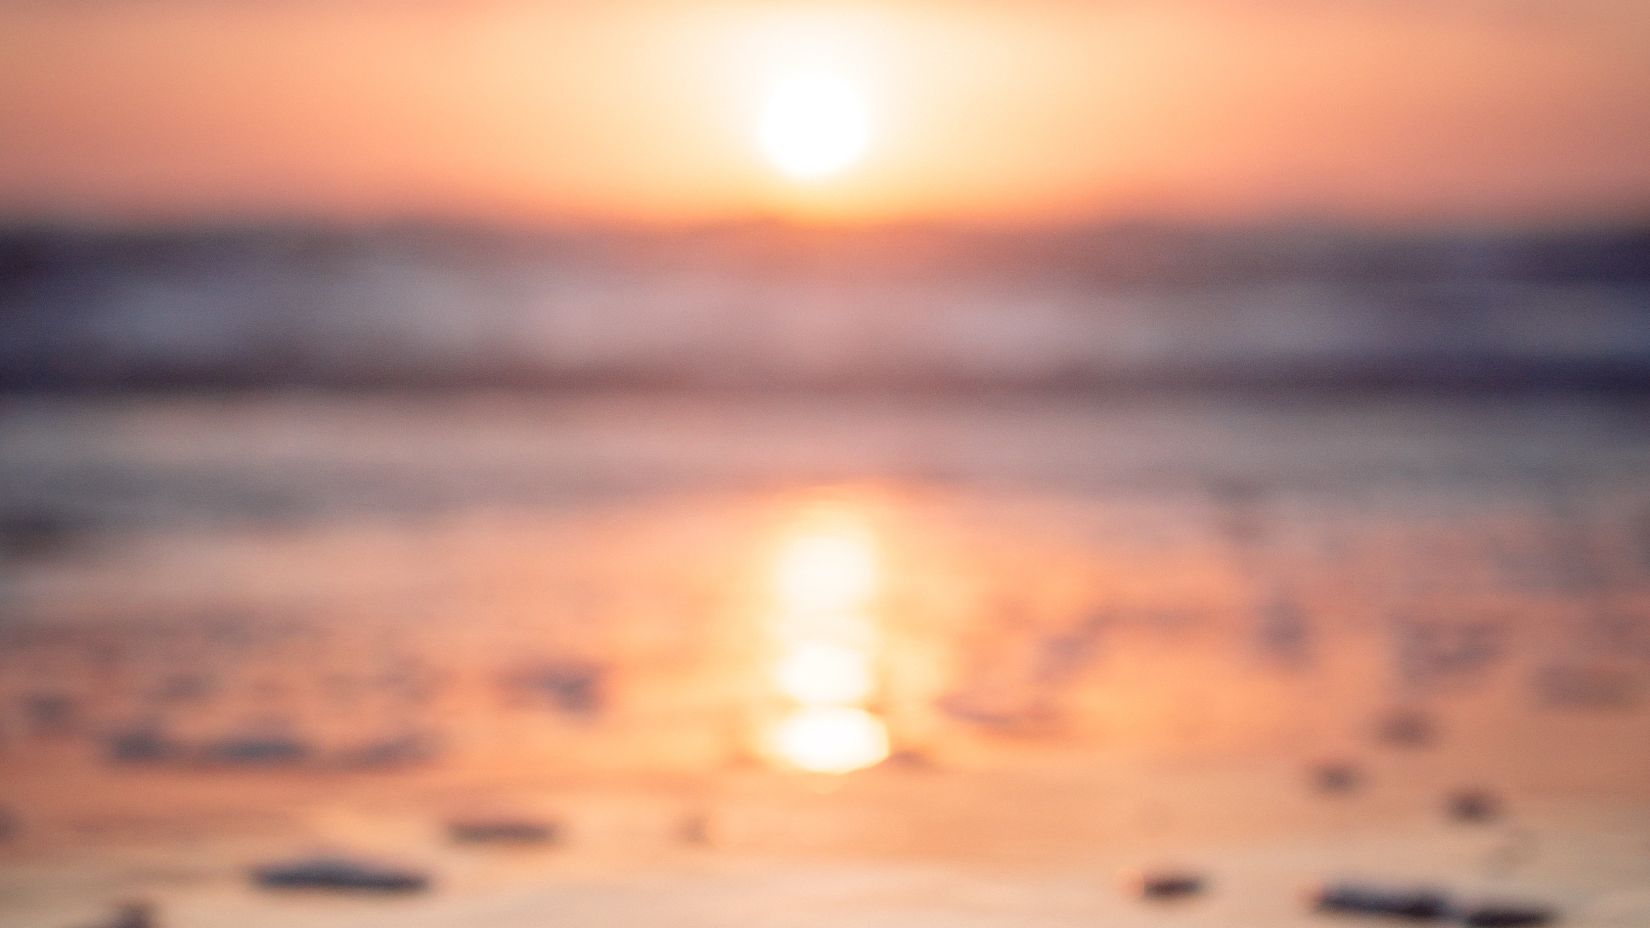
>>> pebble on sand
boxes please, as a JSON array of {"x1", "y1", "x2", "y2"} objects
[
  {"x1": 678, "y1": 811, "x2": 714, "y2": 846},
  {"x1": 336, "y1": 732, "x2": 441, "y2": 770},
  {"x1": 1310, "y1": 881, "x2": 1451, "y2": 920},
  {"x1": 250, "y1": 857, "x2": 431, "y2": 893},
  {"x1": 200, "y1": 734, "x2": 312, "y2": 767},
  {"x1": 103, "y1": 728, "x2": 183, "y2": 764},
  {"x1": 1446, "y1": 788, "x2": 1503, "y2": 823},
  {"x1": 1372, "y1": 708, "x2": 1436, "y2": 749},
  {"x1": 72, "y1": 901, "x2": 154, "y2": 928},
  {"x1": 22, "y1": 692, "x2": 79, "y2": 737},
  {"x1": 446, "y1": 818, "x2": 559, "y2": 845},
  {"x1": 1311, "y1": 760, "x2": 1364, "y2": 794},
  {"x1": 1457, "y1": 901, "x2": 1556, "y2": 927},
  {"x1": 1120, "y1": 868, "x2": 1207, "y2": 901},
  {"x1": 1533, "y1": 662, "x2": 1639, "y2": 712},
  {"x1": 884, "y1": 747, "x2": 937, "y2": 769}
]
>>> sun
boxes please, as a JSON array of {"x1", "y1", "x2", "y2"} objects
[{"x1": 758, "y1": 73, "x2": 870, "y2": 181}]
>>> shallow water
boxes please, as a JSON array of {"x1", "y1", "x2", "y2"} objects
[{"x1": 2, "y1": 393, "x2": 1649, "y2": 926}]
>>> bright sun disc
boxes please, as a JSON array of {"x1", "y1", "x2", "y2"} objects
[{"x1": 758, "y1": 74, "x2": 869, "y2": 180}]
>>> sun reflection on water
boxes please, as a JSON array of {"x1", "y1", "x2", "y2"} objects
[
  {"x1": 769, "y1": 706, "x2": 890, "y2": 775},
  {"x1": 761, "y1": 497, "x2": 891, "y2": 773},
  {"x1": 774, "y1": 517, "x2": 878, "y2": 616}
]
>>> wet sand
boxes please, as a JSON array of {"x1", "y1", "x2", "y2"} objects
[{"x1": 2, "y1": 394, "x2": 1649, "y2": 926}]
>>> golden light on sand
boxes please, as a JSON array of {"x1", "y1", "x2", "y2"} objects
[
  {"x1": 762, "y1": 498, "x2": 890, "y2": 773},
  {"x1": 757, "y1": 73, "x2": 870, "y2": 180}
]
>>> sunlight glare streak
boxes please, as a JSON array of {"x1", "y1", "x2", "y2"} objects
[{"x1": 761, "y1": 497, "x2": 890, "y2": 774}]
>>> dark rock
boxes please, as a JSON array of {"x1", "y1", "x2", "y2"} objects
[
  {"x1": 446, "y1": 818, "x2": 558, "y2": 845},
  {"x1": 1446, "y1": 788, "x2": 1502, "y2": 824},
  {"x1": 336, "y1": 733, "x2": 440, "y2": 770},
  {"x1": 1311, "y1": 760, "x2": 1363, "y2": 794},
  {"x1": 22, "y1": 692, "x2": 78, "y2": 736},
  {"x1": 104, "y1": 728, "x2": 183, "y2": 764},
  {"x1": 1121, "y1": 868, "x2": 1206, "y2": 901},
  {"x1": 199, "y1": 734, "x2": 311, "y2": 767},
  {"x1": 507, "y1": 662, "x2": 606, "y2": 717},
  {"x1": 0, "y1": 510, "x2": 88, "y2": 559},
  {"x1": 1255, "y1": 596, "x2": 1314, "y2": 667},
  {"x1": 884, "y1": 747, "x2": 936, "y2": 769},
  {"x1": 1311, "y1": 881, "x2": 1451, "y2": 920},
  {"x1": 678, "y1": 812, "x2": 712, "y2": 846},
  {"x1": 152, "y1": 673, "x2": 214, "y2": 705},
  {"x1": 1458, "y1": 901, "x2": 1556, "y2": 927},
  {"x1": 1394, "y1": 620, "x2": 1504, "y2": 693},
  {"x1": 72, "y1": 901, "x2": 155, "y2": 928},
  {"x1": 250, "y1": 857, "x2": 430, "y2": 893},
  {"x1": 1532, "y1": 662, "x2": 1639, "y2": 711},
  {"x1": 1373, "y1": 708, "x2": 1436, "y2": 749}
]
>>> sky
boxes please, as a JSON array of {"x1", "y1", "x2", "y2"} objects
[{"x1": 1, "y1": 0, "x2": 1648, "y2": 226}]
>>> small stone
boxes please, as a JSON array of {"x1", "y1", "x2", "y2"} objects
[
  {"x1": 1311, "y1": 760, "x2": 1363, "y2": 795},
  {"x1": 337, "y1": 733, "x2": 440, "y2": 770},
  {"x1": 250, "y1": 856, "x2": 430, "y2": 893},
  {"x1": 103, "y1": 728, "x2": 183, "y2": 765},
  {"x1": 73, "y1": 901, "x2": 155, "y2": 928},
  {"x1": 200, "y1": 734, "x2": 311, "y2": 767},
  {"x1": 1121, "y1": 868, "x2": 1206, "y2": 901},
  {"x1": 1447, "y1": 788, "x2": 1503, "y2": 824},
  {"x1": 1373, "y1": 708, "x2": 1436, "y2": 749},
  {"x1": 446, "y1": 818, "x2": 559, "y2": 845},
  {"x1": 678, "y1": 811, "x2": 713, "y2": 846},
  {"x1": 1532, "y1": 662, "x2": 1638, "y2": 712},
  {"x1": 884, "y1": 747, "x2": 936, "y2": 769},
  {"x1": 1310, "y1": 881, "x2": 1451, "y2": 920},
  {"x1": 1458, "y1": 902, "x2": 1556, "y2": 927},
  {"x1": 22, "y1": 692, "x2": 78, "y2": 737}
]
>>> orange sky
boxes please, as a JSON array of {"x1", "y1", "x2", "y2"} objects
[{"x1": 1, "y1": 0, "x2": 1648, "y2": 226}]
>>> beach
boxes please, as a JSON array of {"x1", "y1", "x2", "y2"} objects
[{"x1": 3, "y1": 392, "x2": 1648, "y2": 926}]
